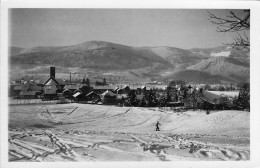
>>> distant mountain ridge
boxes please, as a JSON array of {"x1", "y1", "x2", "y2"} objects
[
  {"x1": 10, "y1": 41, "x2": 250, "y2": 84},
  {"x1": 187, "y1": 57, "x2": 249, "y2": 82}
]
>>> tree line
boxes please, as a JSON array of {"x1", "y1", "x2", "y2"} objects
[{"x1": 123, "y1": 80, "x2": 250, "y2": 111}]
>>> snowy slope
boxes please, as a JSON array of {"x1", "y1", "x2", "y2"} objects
[{"x1": 8, "y1": 104, "x2": 250, "y2": 161}]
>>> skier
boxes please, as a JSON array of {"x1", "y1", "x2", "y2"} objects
[{"x1": 155, "y1": 121, "x2": 161, "y2": 131}]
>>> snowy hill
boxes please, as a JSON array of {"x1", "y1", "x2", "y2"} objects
[
  {"x1": 187, "y1": 57, "x2": 249, "y2": 82},
  {"x1": 8, "y1": 104, "x2": 250, "y2": 161}
]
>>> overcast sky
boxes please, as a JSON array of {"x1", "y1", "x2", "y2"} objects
[{"x1": 9, "y1": 9, "x2": 248, "y2": 49}]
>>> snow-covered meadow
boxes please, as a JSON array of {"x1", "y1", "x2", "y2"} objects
[{"x1": 8, "y1": 103, "x2": 250, "y2": 161}]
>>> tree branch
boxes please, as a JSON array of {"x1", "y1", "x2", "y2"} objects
[{"x1": 208, "y1": 10, "x2": 250, "y2": 50}]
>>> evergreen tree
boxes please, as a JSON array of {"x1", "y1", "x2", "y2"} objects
[
  {"x1": 103, "y1": 78, "x2": 107, "y2": 85},
  {"x1": 125, "y1": 91, "x2": 138, "y2": 106},
  {"x1": 138, "y1": 97, "x2": 147, "y2": 107},
  {"x1": 82, "y1": 77, "x2": 86, "y2": 84},
  {"x1": 183, "y1": 88, "x2": 187, "y2": 99},
  {"x1": 86, "y1": 78, "x2": 90, "y2": 86},
  {"x1": 159, "y1": 96, "x2": 167, "y2": 107},
  {"x1": 233, "y1": 86, "x2": 250, "y2": 110},
  {"x1": 166, "y1": 90, "x2": 172, "y2": 103},
  {"x1": 146, "y1": 91, "x2": 158, "y2": 107}
]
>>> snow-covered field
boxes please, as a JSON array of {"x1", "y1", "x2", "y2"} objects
[
  {"x1": 8, "y1": 104, "x2": 250, "y2": 161},
  {"x1": 210, "y1": 51, "x2": 231, "y2": 57},
  {"x1": 207, "y1": 91, "x2": 240, "y2": 97}
]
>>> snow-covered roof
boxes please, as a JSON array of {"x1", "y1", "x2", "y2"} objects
[
  {"x1": 73, "y1": 92, "x2": 82, "y2": 98},
  {"x1": 114, "y1": 87, "x2": 119, "y2": 92},
  {"x1": 122, "y1": 85, "x2": 130, "y2": 89},
  {"x1": 101, "y1": 90, "x2": 116, "y2": 96},
  {"x1": 63, "y1": 89, "x2": 72, "y2": 93},
  {"x1": 86, "y1": 91, "x2": 98, "y2": 97},
  {"x1": 45, "y1": 78, "x2": 59, "y2": 86},
  {"x1": 74, "y1": 89, "x2": 83, "y2": 94},
  {"x1": 39, "y1": 77, "x2": 66, "y2": 85}
]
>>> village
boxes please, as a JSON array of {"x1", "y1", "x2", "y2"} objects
[{"x1": 9, "y1": 67, "x2": 250, "y2": 112}]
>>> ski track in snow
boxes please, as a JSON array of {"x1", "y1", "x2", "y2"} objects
[
  {"x1": 8, "y1": 129, "x2": 249, "y2": 161},
  {"x1": 9, "y1": 104, "x2": 250, "y2": 161}
]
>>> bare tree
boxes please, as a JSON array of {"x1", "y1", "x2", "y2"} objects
[{"x1": 208, "y1": 10, "x2": 250, "y2": 50}]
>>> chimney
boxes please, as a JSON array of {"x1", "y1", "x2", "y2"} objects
[{"x1": 50, "y1": 67, "x2": 55, "y2": 78}]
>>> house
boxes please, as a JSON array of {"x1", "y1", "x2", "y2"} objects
[
  {"x1": 63, "y1": 84, "x2": 81, "y2": 92},
  {"x1": 85, "y1": 91, "x2": 100, "y2": 101},
  {"x1": 38, "y1": 67, "x2": 67, "y2": 95},
  {"x1": 182, "y1": 88, "x2": 232, "y2": 110},
  {"x1": 18, "y1": 80, "x2": 42, "y2": 98},
  {"x1": 42, "y1": 77, "x2": 60, "y2": 95},
  {"x1": 64, "y1": 84, "x2": 93, "y2": 94},
  {"x1": 101, "y1": 90, "x2": 117, "y2": 104},
  {"x1": 114, "y1": 85, "x2": 130, "y2": 94},
  {"x1": 122, "y1": 85, "x2": 131, "y2": 93},
  {"x1": 141, "y1": 85, "x2": 146, "y2": 91},
  {"x1": 62, "y1": 89, "x2": 72, "y2": 98},
  {"x1": 114, "y1": 87, "x2": 120, "y2": 93},
  {"x1": 181, "y1": 87, "x2": 215, "y2": 109}
]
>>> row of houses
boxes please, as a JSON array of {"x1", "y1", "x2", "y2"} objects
[
  {"x1": 10, "y1": 76, "x2": 159, "y2": 100},
  {"x1": 10, "y1": 77, "x2": 238, "y2": 105},
  {"x1": 9, "y1": 67, "x2": 241, "y2": 110}
]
